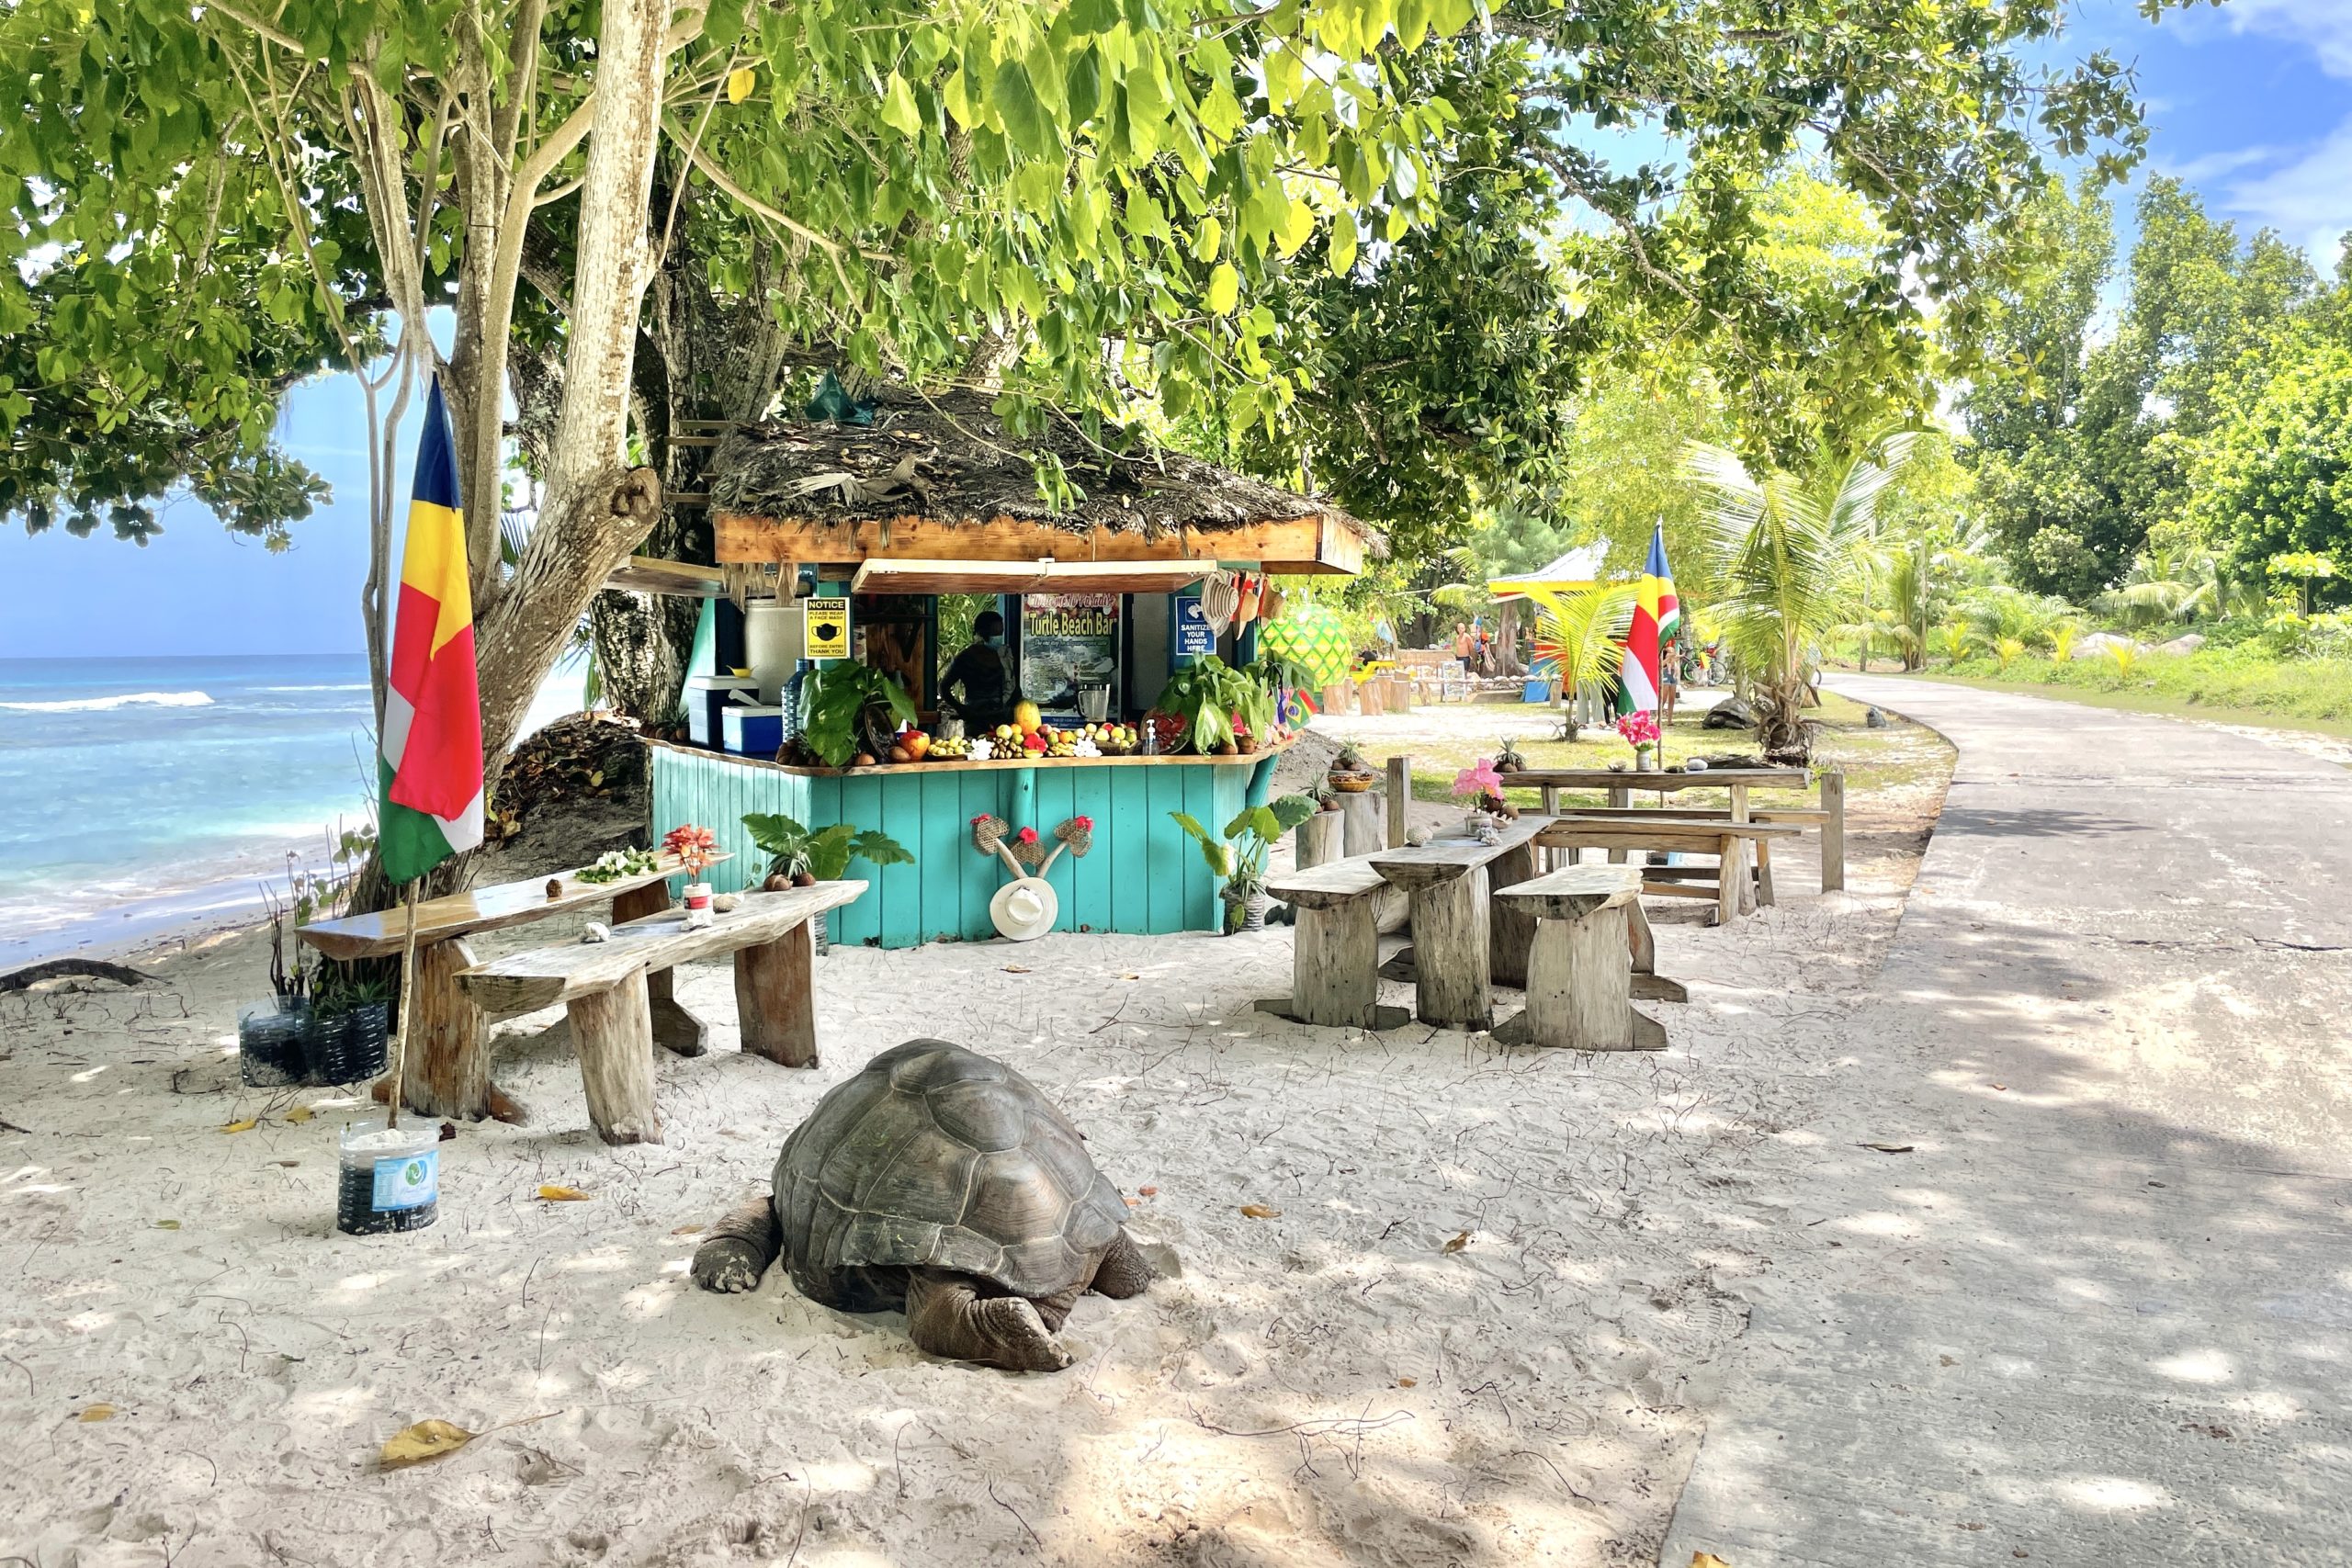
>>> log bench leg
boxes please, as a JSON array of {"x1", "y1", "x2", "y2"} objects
[
  {"x1": 1625, "y1": 898, "x2": 1690, "y2": 1003},
  {"x1": 1255, "y1": 899, "x2": 1409, "y2": 1031},
  {"x1": 736, "y1": 920, "x2": 819, "y2": 1068},
  {"x1": 1714, "y1": 834, "x2": 1740, "y2": 926},
  {"x1": 614, "y1": 882, "x2": 708, "y2": 1057},
  {"x1": 1409, "y1": 868, "x2": 1492, "y2": 1031},
  {"x1": 1487, "y1": 842, "x2": 1539, "y2": 988},
  {"x1": 1754, "y1": 839, "x2": 1777, "y2": 908},
  {"x1": 392, "y1": 937, "x2": 528, "y2": 1126},
  {"x1": 569, "y1": 969, "x2": 662, "y2": 1145},
  {"x1": 1495, "y1": 906, "x2": 1666, "y2": 1052}
]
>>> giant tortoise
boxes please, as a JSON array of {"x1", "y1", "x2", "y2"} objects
[{"x1": 691, "y1": 1039, "x2": 1153, "y2": 1371}]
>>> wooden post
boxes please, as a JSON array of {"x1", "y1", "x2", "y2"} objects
[
  {"x1": 1295, "y1": 810, "x2": 1343, "y2": 871},
  {"x1": 1605, "y1": 782, "x2": 1630, "y2": 863},
  {"x1": 1714, "y1": 831, "x2": 1741, "y2": 926},
  {"x1": 1522, "y1": 905, "x2": 1634, "y2": 1049},
  {"x1": 1337, "y1": 791, "x2": 1384, "y2": 857},
  {"x1": 1385, "y1": 755, "x2": 1411, "y2": 848},
  {"x1": 568, "y1": 968, "x2": 662, "y2": 1145},
  {"x1": 1408, "y1": 866, "x2": 1490, "y2": 1030},
  {"x1": 400, "y1": 937, "x2": 490, "y2": 1122},
  {"x1": 1820, "y1": 771, "x2": 1847, "y2": 892},
  {"x1": 1626, "y1": 898, "x2": 1689, "y2": 1002},
  {"x1": 613, "y1": 881, "x2": 706, "y2": 1056},
  {"x1": 1290, "y1": 901, "x2": 1383, "y2": 1028},
  {"x1": 1727, "y1": 782, "x2": 1754, "y2": 916},
  {"x1": 1538, "y1": 784, "x2": 1560, "y2": 871},
  {"x1": 735, "y1": 920, "x2": 819, "y2": 1068},
  {"x1": 1487, "y1": 840, "x2": 1539, "y2": 987}
]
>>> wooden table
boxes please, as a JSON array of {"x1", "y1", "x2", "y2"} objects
[
  {"x1": 297, "y1": 849, "x2": 727, "y2": 1124},
  {"x1": 458, "y1": 882, "x2": 864, "y2": 1145},
  {"x1": 1507, "y1": 765, "x2": 1836, "y2": 897},
  {"x1": 1369, "y1": 817, "x2": 1548, "y2": 1029}
]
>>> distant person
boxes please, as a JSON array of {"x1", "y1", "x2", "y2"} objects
[
  {"x1": 1453, "y1": 622, "x2": 1474, "y2": 662},
  {"x1": 940, "y1": 610, "x2": 1012, "y2": 734},
  {"x1": 1660, "y1": 638, "x2": 1681, "y2": 725}
]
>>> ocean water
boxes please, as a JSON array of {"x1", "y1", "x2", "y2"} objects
[{"x1": 0, "y1": 654, "x2": 582, "y2": 966}]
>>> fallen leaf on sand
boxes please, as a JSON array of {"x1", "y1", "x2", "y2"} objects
[
  {"x1": 1002, "y1": 964, "x2": 1032, "y2": 974},
  {"x1": 1396, "y1": 1376, "x2": 1418, "y2": 1388},
  {"x1": 1860, "y1": 1142, "x2": 1914, "y2": 1154},
  {"x1": 273, "y1": 1159, "x2": 300, "y2": 1168},
  {"x1": 77, "y1": 1404, "x2": 116, "y2": 1422},
  {"x1": 1989, "y1": 1083, "x2": 2007, "y2": 1092},
  {"x1": 672, "y1": 1224, "x2": 704, "y2": 1236},
  {"x1": 1138, "y1": 1185, "x2": 1159, "y2": 1197},
  {"x1": 1119, "y1": 972, "x2": 1140, "y2": 980},
  {"x1": 1690, "y1": 1554, "x2": 1733, "y2": 1568},
  {"x1": 153, "y1": 1220, "x2": 180, "y2": 1230},
  {"x1": 1123, "y1": 1196, "x2": 1141, "y2": 1207},
  {"x1": 379, "y1": 1418, "x2": 481, "y2": 1470},
  {"x1": 1239, "y1": 1203, "x2": 1281, "y2": 1220},
  {"x1": 284, "y1": 1105, "x2": 315, "y2": 1123},
  {"x1": 220, "y1": 1118, "x2": 259, "y2": 1134},
  {"x1": 537, "y1": 1185, "x2": 594, "y2": 1201},
  {"x1": 1442, "y1": 1231, "x2": 1472, "y2": 1254},
  {"x1": 379, "y1": 1412, "x2": 558, "y2": 1471}
]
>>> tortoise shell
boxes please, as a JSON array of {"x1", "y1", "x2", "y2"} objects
[{"x1": 771, "y1": 1040, "x2": 1128, "y2": 1302}]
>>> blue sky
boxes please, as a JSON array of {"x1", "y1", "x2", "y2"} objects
[{"x1": 2, "y1": 1, "x2": 2346, "y2": 661}]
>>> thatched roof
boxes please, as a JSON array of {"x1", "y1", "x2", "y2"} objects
[{"x1": 705, "y1": 389, "x2": 1378, "y2": 552}]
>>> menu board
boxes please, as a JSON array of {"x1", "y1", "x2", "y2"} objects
[{"x1": 1019, "y1": 593, "x2": 1119, "y2": 716}]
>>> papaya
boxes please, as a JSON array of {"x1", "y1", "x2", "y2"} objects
[{"x1": 1012, "y1": 699, "x2": 1043, "y2": 733}]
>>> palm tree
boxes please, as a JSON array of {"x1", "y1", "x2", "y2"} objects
[
  {"x1": 1528, "y1": 582, "x2": 1635, "y2": 737},
  {"x1": 1686, "y1": 434, "x2": 1915, "y2": 760}
]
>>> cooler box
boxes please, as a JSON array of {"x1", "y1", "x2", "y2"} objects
[
  {"x1": 687, "y1": 675, "x2": 760, "y2": 746},
  {"x1": 721, "y1": 705, "x2": 786, "y2": 756}
]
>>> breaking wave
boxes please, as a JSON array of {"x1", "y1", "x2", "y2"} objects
[{"x1": 0, "y1": 690, "x2": 216, "y2": 713}]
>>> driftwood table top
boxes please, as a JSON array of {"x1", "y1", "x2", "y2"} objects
[{"x1": 296, "y1": 850, "x2": 731, "y2": 961}]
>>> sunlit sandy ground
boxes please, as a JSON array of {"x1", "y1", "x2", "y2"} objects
[{"x1": 1, "y1": 704, "x2": 1952, "y2": 1567}]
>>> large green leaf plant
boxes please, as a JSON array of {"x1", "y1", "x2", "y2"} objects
[{"x1": 1170, "y1": 794, "x2": 1319, "y2": 930}]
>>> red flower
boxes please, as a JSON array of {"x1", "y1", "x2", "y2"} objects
[
  {"x1": 1016, "y1": 826, "x2": 1040, "y2": 845},
  {"x1": 1072, "y1": 816, "x2": 1093, "y2": 830},
  {"x1": 662, "y1": 823, "x2": 718, "y2": 874}
]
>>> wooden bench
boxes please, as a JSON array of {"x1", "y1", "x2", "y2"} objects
[
  {"x1": 298, "y1": 849, "x2": 726, "y2": 1124},
  {"x1": 1369, "y1": 816, "x2": 1549, "y2": 1030},
  {"x1": 1490, "y1": 866, "x2": 1667, "y2": 1052},
  {"x1": 1523, "y1": 804, "x2": 1838, "y2": 898},
  {"x1": 457, "y1": 881, "x2": 865, "y2": 1145},
  {"x1": 1257, "y1": 858, "x2": 1412, "y2": 1031},
  {"x1": 1537, "y1": 817, "x2": 1802, "y2": 925}
]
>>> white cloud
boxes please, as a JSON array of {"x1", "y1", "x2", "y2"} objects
[
  {"x1": 2214, "y1": 0, "x2": 2352, "y2": 76},
  {"x1": 2218, "y1": 116, "x2": 2352, "y2": 263}
]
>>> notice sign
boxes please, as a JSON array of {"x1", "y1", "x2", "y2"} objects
[
  {"x1": 1020, "y1": 593, "x2": 1119, "y2": 715},
  {"x1": 1172, "y1": 593, "x2": 1216, "y2": 659},
  {"x1": 804, "y1": 596, "x2": 850, "y2": 659}
]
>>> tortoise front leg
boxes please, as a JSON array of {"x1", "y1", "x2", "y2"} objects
[
  {"x1": 905, "y1": 1269, "x2": 1073, "y2": 1372},
  {"x1": 691, "y1": 1194, "x2": 782, "y2": 1293}
]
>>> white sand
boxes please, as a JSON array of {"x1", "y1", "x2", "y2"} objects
[{"x1": 2, "y1": 709, "x2": 1949, "y2": 1567}]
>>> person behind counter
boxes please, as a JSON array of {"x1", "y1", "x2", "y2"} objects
[{"x1": 939, "y1": 609, "x2": 1013, "y2": 734}]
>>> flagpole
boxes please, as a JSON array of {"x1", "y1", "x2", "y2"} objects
[{"x1": 385, "y1": 880, "x2": 422, "y2": 1132}]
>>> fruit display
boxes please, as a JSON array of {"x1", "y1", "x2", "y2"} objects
[
  {"x1": 1082, "y1": 721, "x2": 1140, "y2": 755},
  {"x1": 926, "y1": 732, "x2": 972, "y2": 760}
]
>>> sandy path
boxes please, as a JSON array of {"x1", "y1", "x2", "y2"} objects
[{"x1": 3, "y1": 709, "x2": 1947, "y2": 1568}]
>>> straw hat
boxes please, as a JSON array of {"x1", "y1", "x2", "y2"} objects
[{"x1": 989, "y1": 877, "x2": 1058, "y2": 942}]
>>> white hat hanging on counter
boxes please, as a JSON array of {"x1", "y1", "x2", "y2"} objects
[{"x1": 988, "y1": 878, "x2": 1058, "y2": 942}]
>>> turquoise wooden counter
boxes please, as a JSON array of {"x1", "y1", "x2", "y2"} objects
[{"x1": 647, "y1": 739, "x2": 1287, "y2": 947}]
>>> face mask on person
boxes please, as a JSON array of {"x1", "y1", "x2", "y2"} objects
[{"x1": 979, "y1": 634, "x2": 1002, "y2": 648}]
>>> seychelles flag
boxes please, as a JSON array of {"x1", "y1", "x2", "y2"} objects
[
  {"x1": 379, "y1": 380, "x2": 483, "y2": 885},
  {"x1": 1616, "y1": 525, "x2": 1682, "y2": 715}
]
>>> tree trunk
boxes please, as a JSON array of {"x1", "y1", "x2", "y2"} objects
[{"x1": 471, "y1": 0, "x2": 676, "y2": 771}]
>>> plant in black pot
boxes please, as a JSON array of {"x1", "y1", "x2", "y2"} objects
[
  {"x1": 306, "y1": 963, "x2": 393, "y2": 1085},
  {"x1": 241, "y1": 883, "x2": 313, "y2": 1086},
  {"x1": 1170, "y1": 794, "x2": 1319, "y2": 932},
  {"x1": 801, "y1": 662, "x2": 918, "y2": 768},
  {"x1": 741, "y1": 813, "x2": 915, "y2": 951}
]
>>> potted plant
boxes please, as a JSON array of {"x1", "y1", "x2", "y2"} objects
[
  {"x1": 1451, "y1": 759, "x2": 1514, "y2": 841},
  {"x1": 1154, "y1": 655, "x2": 1268, "y2": 754},
  {"x1": 306, "y1": 962, "x2": 393, "y2": 1085},
  {"x1": 741, "y1": 813, "x2": 915, "y2": 952},
  {"x1": 664, "y1": 823, "x2": 721, "y2": 927},
  {"x1": 1616, "y1": 710, "x2": 1662, "y2": 772},
  {"x1": 1496, "y1": 738, "x2": 1528, "y2": 774},
  {"x1": 801, "y1": 661, "x2": 919, "y2": 767},
  {"x1": 1170, "y1": 795, "x2": 1319, "y2": 932},
  {"x1": 1327, "y1": 743, "x2": 1376, "y2": 793}
]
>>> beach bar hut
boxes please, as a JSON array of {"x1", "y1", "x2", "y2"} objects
[{"x1": 636, "y1": 389, "x2": 1374, "y2": 947}]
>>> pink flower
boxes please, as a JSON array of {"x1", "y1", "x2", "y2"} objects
[
  {"x1": 1071, "y1": 816, "x2": 1093, "y2": 831},
  {"x1": 1615, "y1": 711, "x2": 1660, "y2": 748},
  {"x1": 1016, "y1": 826, "x2": 1040, "y2": 845},
  {"x1": 662, "y1": 823, "x2": 718, "y2": 874},
  {"x1": 1452, "y1": 759, "x2": 1505, "y2": 804}
]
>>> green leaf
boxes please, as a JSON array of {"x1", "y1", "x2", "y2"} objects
[
  {"x1": 1276, "y1": 196, "x2": 1317, "y2": 258},
  {"x1": 1329, "y1": 216, "x2": 1358, "y2": 276},
  {"x1": 880, "y1": 73, "x2": 922, "y2": 137},
  {"x1": 1191, "y1": 215, "x2": 1223, "y2": 263},
  {"x1": 991, "y1": 58, "x2": 1057, "y2": 158},
  {"x1": 1206, "y1": 263, "x2": 1239, "y2": 314}
]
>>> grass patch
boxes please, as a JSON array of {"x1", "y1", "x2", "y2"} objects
[{"x1": 1892, "y1": 649, "x2": 2352, "y2": 739}]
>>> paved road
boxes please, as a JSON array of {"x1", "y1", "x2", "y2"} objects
[{"x1": 1662, "y1": 677, "x2": 2352, "y2": 1566}]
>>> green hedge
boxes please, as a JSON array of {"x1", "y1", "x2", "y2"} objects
[{"x1": 1936, "y1": 646, "x2": 2352, "y2": 726}]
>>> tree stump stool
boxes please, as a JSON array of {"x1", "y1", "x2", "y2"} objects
[
  {"x1": 1257, "y1": 860, "x2": 1411, "y2": 1031},
  {"x1": 1490, "y1": 866, "x2": 1667, "y2": 1052}
]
